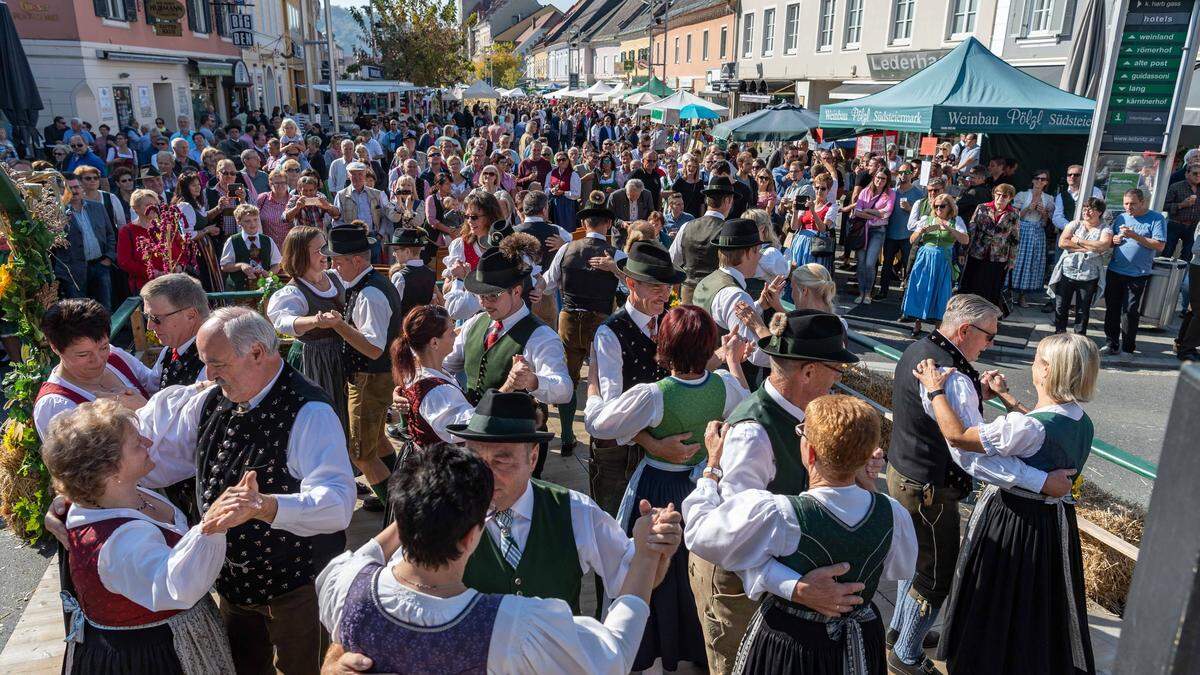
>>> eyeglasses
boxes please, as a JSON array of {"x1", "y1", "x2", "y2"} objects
[
  {"x1": 82, "y1": 175, "x2": 100, "y2": 181},
  {"x1": 478, "y1": 291, "x2": 506, "y2": 302},
  {"x1": 145, "y1": 307, "x2": 187, "y2": 325},
  {"x1": 1034, "y1": 176, "x2": 1049, "y2": 181},
  {"x1": 814, "y1": 361, "x2": 849, "y2": 376},
  {"x1": 220, "y1": 171, "x2": 237, "y2": 176},
  {"x1": 968, "y1": 323, "x2": 997, "y2": 342},
  {"x1": 465, "y1": 212, "x2": 488, "y2": 221},
  {"x1": 934, "y1": 203, "x2": 952, "y2": 210},
  {"x1": 1067, "y1": 172, "x2": 1082, "y2": 177},
  {"x1": 286, "y1": 168, "x2": 300, "y2": 173}
]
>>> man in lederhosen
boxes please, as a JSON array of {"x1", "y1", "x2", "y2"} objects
[
  {"x1": 541, "y1": 191, "x2": 625, "y2": 457},
  {"x1": 669, "y1": 175, "x2": 736, "y2": 304}
]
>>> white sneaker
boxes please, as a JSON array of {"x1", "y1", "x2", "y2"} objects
[
  {"x1": 853, "y1": 296, "x2": 864, "y2": 305},
  {"x1": 864, "y1": 295, "x2": 873, "y2": 305}
]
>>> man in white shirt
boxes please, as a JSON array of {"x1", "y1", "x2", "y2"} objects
[
  {"x1": 1052, "y1": 164, "x2": 1104, "y2": 231},
  {"x1": 327, "y1": 139, "x2": 357, "y2": 194},
  {"x1": 952, "y1": 133, "x2": 980, "y2": 174}
]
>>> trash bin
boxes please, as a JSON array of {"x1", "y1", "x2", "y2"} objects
[{"x1": 1139, "y1": 257, "x2": 1188, "y2": 329}]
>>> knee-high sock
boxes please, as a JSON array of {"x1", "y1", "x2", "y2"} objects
[
  {"x1": 380, "y1": 452, "x2": 397, "y2": 473},
  {"x1": 893, "y1": 585, "x2": 940, "y2": 664},
  {"x1": 889, "y1": 579, "x2": 912, "y2": 632},
  {"x1": 369, "y1": 479, "x2": 390, "y2": 504},
  {"x1": 557, "y1": 392, "x2": 577, "y2": 446}
]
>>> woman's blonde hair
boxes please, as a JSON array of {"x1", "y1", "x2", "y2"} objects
[
  {"x1": 129, "y1": 188, "x2": 159, "y2": 212},
  {"x1": 791, "y1": 263, "x2": 836, "y2": 312},
  {"x1": 43, "y1": 399, "x2": 137, "y2": 504},
  {"x1": 1037, "y1": 333, "x2": 1099, "y2": 403},
  {"x1": 743, "y1": 208, "x2": 780, "y2": 248},
  {"x1": 933, "y1": 193, "x2": 959, "y2": 221}
]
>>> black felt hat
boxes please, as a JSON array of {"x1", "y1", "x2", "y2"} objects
[
  {"x1": 701, "y1": 175, "x2": 737, "y2": 196},
  {"x1": 386, "y1": 226, "x2": 428, "y2": 247},
  {"x1": 710, "y1": 217, "x2": 764, "y2": 250},
  {"x1": 576, "y1": 191, "x2": 615, "y2": 222},
  {"x1": 757, "y1": 309, "x2": 860, "y2": 363},
  {"x1": 485, "y1": 219, "x2": 515, "y2": 249},
  {"x1": 446, "y1": 390, "x2": 555, "y2": 442},
  {"x1": 463, "y1": 246, "x2": 526, "y2": 294},
  {"x1": 320, "y1": 224, "x2": 376, "y2": 256},
  {"x1": 616, "y1": 240, "x2": 685, "y2": 285}
]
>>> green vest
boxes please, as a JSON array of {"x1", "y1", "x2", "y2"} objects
[
  {"x1": 777, "y1": 492, "x2": 894, "y2": 607},
  {"x1": 646, "y1": 374, "x2": 726, "y2": 465},
  {"x1": 224, "y1": 233, "x2": 273, "y2": 291},
  {"x1": 691, "y1": 269, "x2": 741, "y2": 325},
  {"x1": 1023, "y1": 410, "x2": 1094, "y2": 474},
  {"x1": 462, "y1": 480, "x2": 583, "y2": 613},
  {"x1": 463, "y1": 312, "x2": 544, "y2": 405},
  {"x1": 725, "y1": 385, "x2": 808, "y2": 494}
]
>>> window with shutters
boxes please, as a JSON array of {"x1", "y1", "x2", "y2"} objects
[
  {"x1": 94, "y1": 0, "x2": 135, "y2": 21},
  {"x1": 213, "y1": 1, "x2": 234, "y2": 36},
  {"x1": 844, "y1": 0, "x2": 863, "y2": 48},
  {"x1": 187, "y1": 0, "x2": 213, "y2": 34},
  {"x1": 783, "y1": 3, "x2": 799, "y2": 54},
  {"x1": 1018, "y1": 0, "x2": 1074, "y2": 39},
  {"x1": 761, "y1": 8, "x2": 775, "y2": 56}
]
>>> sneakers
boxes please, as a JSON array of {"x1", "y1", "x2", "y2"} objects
[
  {"x1": 886, "y1": 650, "x2": 939, "y2": 675},
  {"x1": 1101, "y1": 345, "x2": 1121, "y2": 357},
  {"x1": 885, "y1": 628, "x2": 941, "y2": 650},
  {"x1": 385, "y1": 423, "x2": 405, "y2": 441}
]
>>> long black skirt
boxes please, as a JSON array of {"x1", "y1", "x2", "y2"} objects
[
  {"x1": 937, "y1": 486, "x2": 1094, "y2": 675},
  {"x1": 69, "y1": 622, "x2": 184, "y2": 675},
  {"x1": 623, "y1": 463, "x2": 708, "y2": 671},
  {"x1": 733, "y1": 601, "x2": 885, "y2": 675},
  {"x1": 959, "y1": 257, "x2": 1010, "y2": 315}
]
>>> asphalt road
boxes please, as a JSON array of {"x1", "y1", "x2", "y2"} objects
[{"x1": 0, "y1": 525, "x2": 55, "y2": 652}]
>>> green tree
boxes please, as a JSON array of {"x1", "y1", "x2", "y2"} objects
[
  {"x1": 350, "y1": 0, "x2": 472, "y2": 88},
  {"x1": 474, "y1": 42, "x2": 524, "y2": 89}
]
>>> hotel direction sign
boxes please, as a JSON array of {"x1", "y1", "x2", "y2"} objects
[{"x1": 1100, "y1": 0, "x2": 1199, "y2": 152}]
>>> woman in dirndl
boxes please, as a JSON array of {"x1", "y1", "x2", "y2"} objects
[
  {"x1": 1009, "y1": 171, "x2": 1056, "y2": 307},
  {"x1": 266, "y1": 225, "x2": 349, "y2": 431},
  {"x1": 901, "y1": 193, "x2": 970, "y2": 338},
  {"x1": 585, "y1": 305, "x2": 750, "y2": 672},
  {"x1": 44, "y1": 398, "x2": 255, "y2": 675},
  {"x1": 913, "y1": 332, "x2": 1100, "y2": 675},
  {"x1": 389, "y1": 304, "x2": 473, "y2": 451},
  {"x1": 548, "y1": 151, "x2": 581, "y2": 229},
  {"x1": 787, "y1": 173, "x2": 837, "y2": 270}
]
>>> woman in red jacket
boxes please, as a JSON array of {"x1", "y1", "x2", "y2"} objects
[{"x1": 116, "y1": 190, "x2": 186, "y2": 292}]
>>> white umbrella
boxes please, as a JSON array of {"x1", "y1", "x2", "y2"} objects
[
  {"x1": 460, "y1": 80, "x2": 502, "y2": 100},
  {"x1": 623, "y1": 92, "x2": 659, "y2": 106},
  {"x1": 636, "y1": 89, "x2": 727, "y2": 123}
]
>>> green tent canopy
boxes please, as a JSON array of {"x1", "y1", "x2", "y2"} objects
[
  {"x1": 818, "y1": 37, "x2": 1095, "y2": 135},
  {"x1": 625, "y1": 76, "x2": 674, "y2": 98}
]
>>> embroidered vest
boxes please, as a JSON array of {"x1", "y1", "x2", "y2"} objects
[
  {"x1": 560, "y1": 237, "x2": 618, "y2": 314},
  {"x1": 290, "y1": 273, "x2": 346, "y2": 343},
  {"x1": 158, "y1": 342, "x2": 205, "y2": 389},
  {"x1": 398, "y1": 263, "x2": 437, "y2": 320},
  {"x1": 777, "y1": 492, "x2": 894, "y2": 607},
  {"x1": 343, "y1": 270, "x2": 404, "y2": 374},
  {"x1": 463, "y1": 313, "x2": 543, "y2": 405},
  {"x1": 725, "y1": 385, "x2": 808, "y2": 494},
  {"x1": 602, "y1": 309, "x2": 666, "y2": 391},
  {"x1": 339, "y1": 563, "x2": 500, "y2": 675},
  {"x1": 403, "y1": 376, "x2": 452, "y2": 448},
  {"x1": 692, "y1": 268, "x2": 742, "y2": 326},
  {"x1": 646, "y1": 374, "x2": 725, "y2": 465},
  {"x1": 225, "y1": 234, "x2": 274, "y2": 291},
  {"x1": 67, "y1": 516, "x2": 183, "y2": 626},
  {"x1": 462, "y1": 480, "x2": 583, "y2": 613},
  {"x1": 1023, "y1": 411, "x2": 1094, "y2": 474},
  {"x1": 195, "y1": 366, "x2": 339, "y2": 605}
]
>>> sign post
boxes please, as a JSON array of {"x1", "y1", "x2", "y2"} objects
[{"x1": 1080, "y1": 0, "x2": 1200, "y2": 215}]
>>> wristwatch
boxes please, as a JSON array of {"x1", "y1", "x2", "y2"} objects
[
  {"x1": 926, "y1": 389, "x2": 946, "y2": 402},
  {"x1": 702, "y1": 466, "x2": 723, "y2": 481}
]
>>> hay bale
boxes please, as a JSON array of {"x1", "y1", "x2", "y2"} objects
[
  {"x1": 1075, "y1": 482, "x2": 1143, "y2": 616},
  {"x1": 841, "y1": 364, "x2": 896, "y2": 448}
]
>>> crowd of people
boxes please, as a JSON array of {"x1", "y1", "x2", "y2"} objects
[{"x1": 12, "y1": 96, "x2": 1194, "y2": 674}]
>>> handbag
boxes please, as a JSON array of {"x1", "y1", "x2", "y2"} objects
[{"x1": 808, "y1": 233, "x2": 834, "y2": 255}]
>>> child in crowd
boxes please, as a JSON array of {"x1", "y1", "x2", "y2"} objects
[{"x1": 219, "y1": 204, "x2": 281, "y2": 290}]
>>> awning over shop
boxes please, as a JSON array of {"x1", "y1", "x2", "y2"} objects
[
  {"x1": 827, "y1": 82, "x2": 892, "y2": 101},
  {"x1": 312, "y1": 80, "x2": 419, "y2": 94},
  {"x1": 818, "y1": 37, "x2": 1094, "y2": 134},
  {"x1": 194, "y1": 60, "x2": 234, "y2": 77}
]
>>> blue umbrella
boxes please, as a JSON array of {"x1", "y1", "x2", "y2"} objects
[{"x1": 679, "y1": 104, "x2": 721, "y2": 120}]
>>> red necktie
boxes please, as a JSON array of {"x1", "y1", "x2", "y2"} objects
[
  {"x1": 485, "y1": 321, "x2": 503, "y2": 349},
  {"x1": 170, "y1": 347, "x2": 180, "y2": 362}
]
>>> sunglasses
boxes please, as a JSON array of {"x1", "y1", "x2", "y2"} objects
[
  {"x1": 465, "y1": 213, "x2": 488, "y2": 221},
  {"x1": 968, "y1": 323, "x2": 997, "y2": 342},
  {"x1": 1067, "y1": 172, "x2": 1082, "y2": 177},
  {"x1": 286, "y1": 168, "x2": 300, "y2": 173},
  {"x1": 1034, "y1": 176, "x2": 1049, "y2": 181},
  {"x1": 145, "y1": 307, "x2": 187, "y2": 325},
  {"x1": 934, "y1": 203, "x2": 952, "y2": 210},
  {"x1": 118, "y1": 177, "x2": 134, "y2": 183}
]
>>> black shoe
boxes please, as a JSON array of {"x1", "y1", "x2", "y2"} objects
[
  {"x1": 386, "y1": 423, "x2": 404, "y2": 441},
  {"x1": 910, "y1": 325, "x2": 922, "y2": 339},
  {"x1": 1101, "y1": 345, "x2": 1121, "y2": 357},
  {"x1": 886, "y1": 650, "x2": 939, "y2": 675},
  {"x1": 1040, "y1": 301, "x2": 1054, "y2": 313},
  {"x1": 1180, "y1": 350, "x2": 1200, "y2": 362},
  {"x1": 361, "y1": 495, "x2": 385, "y2": 512},
  {"x1": 355, "y1": 482, "x2": 371, "y2": 496},
  {"x1": 873, "y1": 291, "x2": 888, "y2": 301},
  {"x1": 885, "y1": 628, "x2": 941, "y2": 650},
  {"x1": 560, "y1": 440, "x2": 576, "y2": 457}
]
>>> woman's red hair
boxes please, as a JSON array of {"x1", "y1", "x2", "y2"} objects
[{"x1": 655, "y1": 305, "x2": 718, "y2": 374}]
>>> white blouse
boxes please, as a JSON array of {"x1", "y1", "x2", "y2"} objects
[
  {"x1": 317, "y1": 543, "x2": 649, "y2": 675},
  {"x1": 978, "y1": 401, "x2": 1085, "y2": 459},
  {"x1": 410, "y1": 367, "x2": 473, "y2": 444},
  {"x1": 33, "y1": 346, "x2": 157, "y2": 438},
  {"x1": 682, "y1": 480, "x2": 917, "y2": 602},
  {"x1": 755, "y1": 246, "x2": 790, "y2": 281},
  {"x1": 585, "y1": 371, "x2": 749, "y2": 446},
  {"x1": 67, "y1": 487, "x2": 226, "y2": 612},
  {"x1": 265, "y1": 276, "x2": 342, "y2": 337}
]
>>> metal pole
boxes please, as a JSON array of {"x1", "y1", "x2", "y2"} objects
[
  {"x1": 1077, "y1": 0, "x2": 1130, "y2": 222},
  {"x1": 300, "y1": 0, "x2": 316, "y2": 120},
  {"x1": 323, "y1": 0, "x2": 340, "y2": 132}
]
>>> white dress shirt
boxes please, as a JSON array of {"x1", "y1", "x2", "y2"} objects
[
  {"x1": 585, "y1": 371, "x2": 749, "y2": 445},
  {"x1": 590, "y1": 301, "x2": 655, "y2": 402},
  {"x1": 136, "y1": 364, "x2": 355, "y2": 537},
  {"x1": 919, "y1": 370, "x2": 1051, "y2": 493},
  {"x1": 219, "y1": 230, "x2": 282, "y2": 268},
  {"x1": 33, "y1": 346, "x2": 157, "y2": 438},
  {"x1": 409, "y1": 367, "x2": 473, "y2": 444},
  {"x1": 707, "y1": 266, "x2": 770, "y2": 368},
  {"x1": 443, "y1": 304, "x2": 572, "y2": 404},
  {"x1": 719, "y1": 380, "x2": 806, "y2": 498},
  {"x1": 148, "y1": 336, "x2": 208, "y2": 386},
  {"x1": 338, "y1": 267, "x2": 391, "y2": 352},
  {"x1": 670, "y1": 210, "x2": 726, "y2": 265},
  {"x1": 66, "y1": 487, "x2": 226, "y2": 612},
  {"x1": 327, "y1": 157, "x2": 351, "y2": 194},
  {"x1": 317, "y1": 542, "x2": 649, "y2": 675},
  {"x1": 1053, "y1": 187, "x2": 1104, "y2": 230},
  {"x1": 541, "y1": 231, "x2": 628, "y2": 293},
  {"x1": 266, "y1": 276, "x2": 341, "y2": 337},
  {"x1": 683, "y1": 480, "x2": 917, "y2": 602},
  {"x1": 755, "y1": 246, "x2": 789, "y2": 282}
]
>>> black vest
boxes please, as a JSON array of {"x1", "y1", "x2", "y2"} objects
[
  {"x1": 603, "y1": 309, "x2": 667, "y2": 390},
  {"x1": 291, "y1": 273, "x2": 346, "y2": 343},
  {"x1": 679, "y1": 214, "x2": 726, "y2": 289},
  {"x1": 195, "y1": 366, "x2": 339, "y2": 605},
  {"x1": 516, "y1": 219, "x2": 559, "y2": 269},
  {"x1": 561, "y1": 236, "x2": 618, "y2": 314},
  {"x1": 887, "y1": 333, "x2": 977, "y2": 493},
  {"x1": 398, "y1": 263, "x2": 437, "y2": 320},
  {"x1": 1059, "y1": 188, "x2": 1077, "y2": 224},
  {"x1": 158, "y1": 341, "x2": 205, "y2": 389},
  {"x1": 343, "y1": 269, "x2": 404, "y2": 374}
]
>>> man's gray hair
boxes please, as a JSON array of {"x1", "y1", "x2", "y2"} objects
[
  {"x1": 941, "y1": 294, "x2": 1001, "y2": 330},
  {"x1": 626, "y1": 178, "x2": 644, "y2": 192},
  {"x1": 205, "y1": 306, "x2": 279, "y2": 356},
  {"x1": 240, "y1": 148, "x2": 260, "y2": 163},
  {"x1": 140, "y1": 273, "x2": 210, "y2": 318},
  {"x1": 1185, "y1": 148, "x2": 1200, "y2": 165},
  {"x1": 522, "y1": 189, "x2": 549, "y2": 215}
]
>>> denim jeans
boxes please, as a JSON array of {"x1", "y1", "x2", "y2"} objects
[
  {"x1": 856, "y1": 227, "x2": 887, "y2": 294},
  {"x1": 63, "y1": 259, "x2": 113, "y2": 309}
]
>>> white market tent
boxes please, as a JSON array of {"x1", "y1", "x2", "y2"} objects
[
  {"x1": 584, "y1": 81, "x2": 617, "y2": 99},
  {"x1": 312, "y1": 80, "x2": 419, "y2": 94},
  {"x1": 543, "y1": 86, "x2": 574, "y2": 99},
  {"x1": 636, "y1": 89, "x2": 728, "y2": 123},
  {"x1": 599, "y1": 83, "x2": 628, "y2": 101},
  {"x1": 623, "y1": 91, "x2": 659, "y2": 106},
  {"x1": 503, "y1": 87, "x2": 528, "y2": 98},
  {"x1": 460, "y1": 80, "x2": 502, "y2": 100}
]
